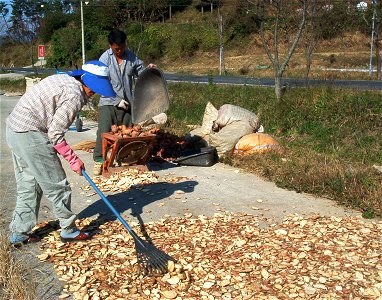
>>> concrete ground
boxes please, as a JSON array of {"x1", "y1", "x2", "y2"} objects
[{"x1": 0, "y1": 94, "x2": 362, "y2": 299}]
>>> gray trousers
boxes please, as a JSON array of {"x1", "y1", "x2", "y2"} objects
[
  {"x1": 6, "y1": 127, "x2": 77, "y2": 234},
  {"x1": 93, "y1": 105, "x2": 131, "y2": 162}
]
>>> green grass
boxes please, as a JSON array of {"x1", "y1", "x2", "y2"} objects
[
  {"x1": 0, "y1": 74, "x2": 50, "y2": 94},
  {"x1": 166, "y1": 82, "x2": 382, "y2": 217},
  {"x1": 0, "y1": 79, "x2": 26, "y2": 93},
  {"x1": 168, "y1": 83, "x2": 382, "y2": 164}
]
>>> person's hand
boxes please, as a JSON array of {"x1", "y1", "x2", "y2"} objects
[
  {"x1": 69, "y1": 158, "x2": 85, "y2": 175},
  {"x1": 54, "y1": 140, "x2": 85, "y2": 176},
  {"x1": 117, "y1": 99, "x2": 129, "y2": 110},
  {"x1": 147, "y1": 63, "x2": 156, "y2": 68}
]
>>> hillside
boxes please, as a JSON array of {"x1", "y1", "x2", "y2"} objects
[
  {"x1": 0, "y1": 30, "x2": 374, "y2": 81},
  {"x1": 0, "y1": 1, "x2": 378, "y2": 81},
  {"x1": 159, "y1": 32, "x2": 374, "y2": 80}
]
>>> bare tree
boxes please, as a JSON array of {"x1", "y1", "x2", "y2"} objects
[
  {"x1": 303, "y1": 0, "x2": 321, "y2": 81},
  {"x1": 0, "y1": 2, "x2": 10, "y2": 35},
  {"x1": 303, "y1": 0, "x2": 358, "y2": 81},
  {"x1": 8, "y1": 0, "x2": 44, "y2": 44},
  {"x1": 257, "y1": 0, "x2": 307, "y2": 101}
]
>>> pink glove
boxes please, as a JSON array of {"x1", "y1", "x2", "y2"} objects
[{"x1": 54, "y1": 140, "x2": 85, "y2": 175}]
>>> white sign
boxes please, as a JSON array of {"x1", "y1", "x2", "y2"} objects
[{"x1": 357, "y1": 2, "x2": 368, "y2": 10}]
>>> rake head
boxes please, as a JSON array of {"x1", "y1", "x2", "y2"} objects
[{"x1": 133, "y1": 235, "x2": 175, "y2": 276}]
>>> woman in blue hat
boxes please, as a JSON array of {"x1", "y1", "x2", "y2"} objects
[{"x1": 5, "y1": 60, "x2": 115, "y2": 245}]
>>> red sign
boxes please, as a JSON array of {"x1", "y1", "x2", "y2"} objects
[{"x1": 38, "y1": 45, "x2": 45, "y2": 59}]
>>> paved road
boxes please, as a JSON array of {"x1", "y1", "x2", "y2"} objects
[
  {"x1": 0, "y1": 94, "x2": 363, "y2": 299},
  {"x1": 2, "y1": 67, "x2": 382, "y2": 90},
  {"x1": 164, "y1": 73, "x2": 382, "y2": 90}
]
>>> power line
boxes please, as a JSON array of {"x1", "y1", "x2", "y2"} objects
[{"x1": 2, "y1": 0, "x2": 376, "y2": 8}]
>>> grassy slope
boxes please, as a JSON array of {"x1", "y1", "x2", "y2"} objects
[
  {"x1": 157, "y1": 11, "x2": 381, "y2": 218},
  {"x1": 160, "y1": 31, "x2": 376, "y2": 80},
  {"x1": 155, "y1": 7, "x2": 376, "y2": 80},
  {"x1": 166, "y1": 82, "x2": 382, "y2": 218}
]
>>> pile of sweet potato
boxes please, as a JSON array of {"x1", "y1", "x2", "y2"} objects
[{"x1": 109, "y1": 124, "x2": 159, "y2": 138}]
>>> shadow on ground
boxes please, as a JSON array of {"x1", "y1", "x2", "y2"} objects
[
  {"x1": 77, "y1": 173, "x2": 198, "y2": 241},
  {"x1": 78, "y1": 179, "x2": 197, "y2": 219},
  {"x1": 146, "y1": 160, "x2": 180, "y2": 171}
]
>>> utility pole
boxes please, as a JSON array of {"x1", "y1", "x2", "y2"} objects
[
  {"x1": 81, "y1": 1, "x2": 86, "y2": 64},
  {"x1": 369, "y1": 0, "x2": 377, "y2": 78},
  {"x1": 219, "y1": 12, "x2": 224, "y2": 75},
  {"x1": 376, "y1": 1, "x2": 381, "y2": 80}
]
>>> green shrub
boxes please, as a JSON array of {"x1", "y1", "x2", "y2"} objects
[
  {"x1": 125, "y1": 22, "x2": 145, "y2": 37},
  {"x1": 225, "y1": 9, "x2": 261, "y2": 40},
  {"x1": 0, "y1": 42, "x2": 35, "y2": 68},
  {"x1": 199, "y1": 26, "x2": 219, "y2": 51},
  {"x1": 180, "y1": 34, "x2": 199, "y2": 56},
  {"x1": 139, "y1": 25, "x2": 168, "y2": 60},
  {"x1": 84, "y1": 30, "x2": 109, "y2": 61},
  {"x1": 163, "y1": 24, "x2": 201, "y2": 59},
  {"x1": 39, "y1": 12, "x2": 71, "y2": 43},
  {"x1": 0, "y1": 79, "x2": 25, "y2": 93},
  {"x1": 329, "y1": 54, "x2": 336, "y2": 64},
  {"x1": 48, "y1": 25, "x2": 82, "y2": 68}
]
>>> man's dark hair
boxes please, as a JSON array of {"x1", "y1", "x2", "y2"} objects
[
  {"x1": 73, "y1": 75, "x2": 85, "y2": 86},
  {"x1": 108, "y1": 29, "x2": 127, "y2": 45}
]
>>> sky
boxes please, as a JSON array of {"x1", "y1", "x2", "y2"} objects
[
  {"x1": 1, "y1": 0, "x2": 13, "y2": 18},
  {"x1": 0, "y1": 1, "x2": 12, "y2": 37},
  {"x1": 2, "y1": 0, "x2": 12, "y2": 8}
]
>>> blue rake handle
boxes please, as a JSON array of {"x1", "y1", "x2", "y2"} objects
[
  {"x1": 83, "y1": 170, "x2": 175, "y2": 274},
  {"x1": 82, "y1": 169, "x2": 141, "y2": 242}
]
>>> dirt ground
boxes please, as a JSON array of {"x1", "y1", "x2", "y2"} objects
[{"x1": 2, "y1": 94, "x2": 376, "y2": 299}]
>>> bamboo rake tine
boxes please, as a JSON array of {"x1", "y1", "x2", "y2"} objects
[{"x1": 134, "y1": 236, "x2": 175, "y2": 275}]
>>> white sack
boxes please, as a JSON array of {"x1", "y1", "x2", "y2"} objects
[
  {"x1": 215, "y1": 104, "x2": 259, "y2": 131},
  {"x1": 201, "y1": 102, "x2": 219, "y2": 134},
  {"x1": 209, "y1": 120, "x2": 254, "y2": 158}
]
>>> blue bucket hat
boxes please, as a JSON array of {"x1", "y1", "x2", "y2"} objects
[{"x1": 68, "y1": 60, "x2": 115, "y2": 97}]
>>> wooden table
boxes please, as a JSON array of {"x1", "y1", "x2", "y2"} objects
[{"x1": 101, "y1": 132, "x2": 156, "y2": 174}]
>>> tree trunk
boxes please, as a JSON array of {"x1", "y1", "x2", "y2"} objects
[
  {"x1": 259, "y1": 0, "x2": 307, "y2": 102},
  {"x1": 304, "y1": 53, "x2": 312, "y2": 82},
  {"x1": 304, "y1": 41, "x2": 315, "y2": 83},
  {"x1": 275, "y1": 74, "x2": 283, "y2": 102}
]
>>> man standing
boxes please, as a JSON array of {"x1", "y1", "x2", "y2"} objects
[
  {"x1": 93, "y1": 29, "x2": 156, "y2": 175},
  {"x1": 6, "y1": 60, "x2": 115, "y2": 245}
]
